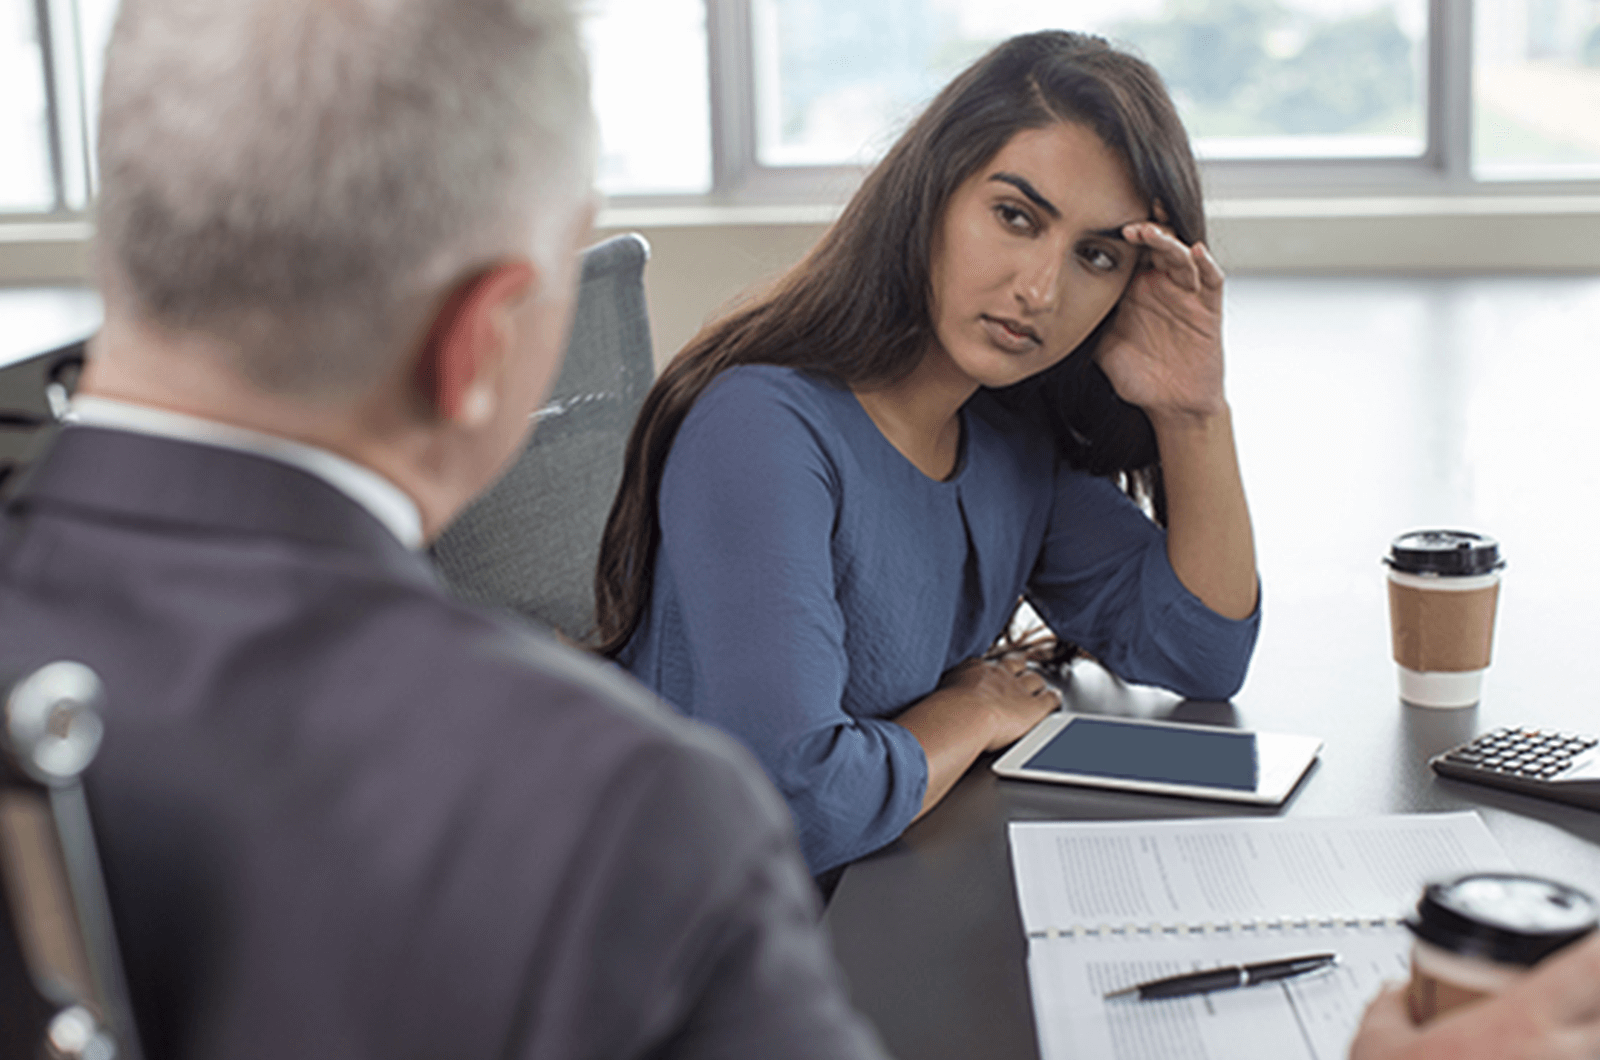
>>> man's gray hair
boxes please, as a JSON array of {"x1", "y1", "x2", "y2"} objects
[{"x1": 95, "y1": 0, "x2": 595, "y2": 396}]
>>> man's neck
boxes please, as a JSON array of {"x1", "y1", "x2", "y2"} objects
[
  {"x1": 70, "y1": 395, "x2": 427, "y2": 550},
  {"x1": 78, "y1": 323, "x2": 463, "y2": 541}
]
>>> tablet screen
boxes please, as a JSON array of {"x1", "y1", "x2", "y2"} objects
[{"x1": 1021, "y1": 716, "x2": 1260, "y2": 791}]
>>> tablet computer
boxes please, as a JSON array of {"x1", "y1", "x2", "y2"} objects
[{"x1": 991, "y1": 712, "x2": 1322, "y2": 806}]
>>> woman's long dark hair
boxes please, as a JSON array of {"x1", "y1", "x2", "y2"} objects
[{"x1": 594, "y1": 30, "x2": 1205, "y2": 657}]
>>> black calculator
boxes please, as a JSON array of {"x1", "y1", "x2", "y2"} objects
[{"x1": 1431, "y1": 728, "x2": 1600, "y2": 810}]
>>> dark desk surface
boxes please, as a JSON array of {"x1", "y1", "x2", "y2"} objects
[{"x1": 821, "y1": 275, "x2": 1600, "y2": 1060}]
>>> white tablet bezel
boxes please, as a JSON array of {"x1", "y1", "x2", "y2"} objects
[{"x1": 991, "y1": 711, "x2": 1323, "y2": 805}]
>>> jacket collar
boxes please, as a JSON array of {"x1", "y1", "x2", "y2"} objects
[{"x1": 7, "y1": 424, "x2": 436, "y2": 588}]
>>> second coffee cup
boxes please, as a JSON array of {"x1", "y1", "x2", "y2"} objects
[
  {"x1": 1385, "y1": 530, "x2": 1504, "y2": 708},
  {"x1": 1405, "y1": 872, "x2": 1597, "y2": 1024}
]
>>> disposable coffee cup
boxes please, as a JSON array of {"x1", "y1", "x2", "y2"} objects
[
  {"x1": 1404, "y1": 873, "x2": 1597, "y2": 1024},
  {"x1": 1384, "y1": 530, "x2": 1505, "y2": 708}
]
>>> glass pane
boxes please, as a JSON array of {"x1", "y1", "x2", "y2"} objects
[
  {"x1": 0, "y1": 0, "x2": 54, "y2": 211},
  {"x1": 17, "y1": 0, "x2": 712, "y2": 206},
  {"x1": 754, "y1": 0, "x2": 1427, "y2": 167},
  {"x1": 583, "y1": 0, "x2": 711, "y2": 195},
  {"x1": 1474, "y1": 0, "x2": 1600, "y2": 180}
]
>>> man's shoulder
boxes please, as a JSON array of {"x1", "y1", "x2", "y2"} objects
[{"x1": 373, "y1": 592, "x2": 792, "y2": 825}]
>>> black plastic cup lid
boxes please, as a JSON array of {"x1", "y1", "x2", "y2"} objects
[
  {"x1": 1404, "y1": 873, "x2": 1598, "y2": 966},
  {"x1": 1385, "y1": 530, "x2": 1505, "y2": 576}
]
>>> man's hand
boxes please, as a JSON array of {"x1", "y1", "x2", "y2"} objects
[{"x1": 1350, "y1": 933, "x2": 1600, "y2": 1060}]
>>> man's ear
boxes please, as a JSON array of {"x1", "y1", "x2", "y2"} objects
[{"x1": 415, "y1": 260, "x2": 538, "y2": 425}]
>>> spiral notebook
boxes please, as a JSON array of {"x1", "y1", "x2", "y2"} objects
[{"x1": 1009, "y1": 812, "x2": 1513, "y2": 1060}]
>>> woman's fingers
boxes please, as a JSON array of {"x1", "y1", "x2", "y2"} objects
[
  {"x1": 995, "y1": 651, "x2": 1029, "y2": 678},
  {"x1": 1119, "y1": 223, "x2": 1228, "y2": 304},
  {"x1": 1194, "y1": 242, "x2": 1225, "y2": 291},
  {"x1": 1122, "y1": 222, "x2": 1200, "y2": 291},
  {"x1": 992, "y1": 652, "x2": 1060, "y2": 698}
]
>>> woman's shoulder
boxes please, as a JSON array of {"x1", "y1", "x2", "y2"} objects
[
  {"x1": 686, "y1": 364, "x2": 858, "y2": 439},
  {"x1": 664, "y1": 365, "x2": 856, "y2": 500},
  {"x1": 700, "y1": 364, "x2": 848, "y2": 408}
]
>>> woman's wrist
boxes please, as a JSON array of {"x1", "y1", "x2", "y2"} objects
[
  {"x1": 899, "y1": 684, "x2": 999, "y2": 754},
  {"x1": 1145, "y1": 396, "x2": 1231, "y2": 436}
]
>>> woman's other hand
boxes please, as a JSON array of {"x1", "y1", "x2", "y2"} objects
[
  {"x1": 1348, "y1": 932, "x2": 1600, "y2": 1060},
  {"x1": 896, "y1": 652, "x2": 1061, "y2": 822},
  {"x1": 1094, "y1": 220, "x2": 1227, "y2": 423},
  {"x1": 939, "y1": 653, "x2": 1063, "y2": 751}
]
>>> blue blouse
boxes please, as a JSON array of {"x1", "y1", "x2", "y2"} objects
[{"x1": 621, "y1": 366, "x2": 1260, "y2": 874}]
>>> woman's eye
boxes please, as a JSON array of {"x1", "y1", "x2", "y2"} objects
[
  {"x1": 1079, "y1": 245, "x2": 1119, "y2": 272},
  {"x1": 996, "y1": 203, "x2": 1035, "y2": 232}
]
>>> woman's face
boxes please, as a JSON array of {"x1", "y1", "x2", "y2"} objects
[{"x1": 927, "y1": 121, "x2": 1148, "y2": 390}]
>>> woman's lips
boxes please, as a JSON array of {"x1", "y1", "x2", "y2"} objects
[{"x1": 980, "y1": 315, "x2": 1041, "y2": 354}]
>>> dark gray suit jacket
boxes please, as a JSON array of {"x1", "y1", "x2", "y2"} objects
[{"x1": 0, "y1": 425, "x2": 888, "y2": 1060}]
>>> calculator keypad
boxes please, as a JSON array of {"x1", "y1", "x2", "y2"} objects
[{"x1": 1439, "y1": 728, "x2": 1599, "y2": 781}]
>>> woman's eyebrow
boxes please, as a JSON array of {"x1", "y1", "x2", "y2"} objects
[{"x1": 986, "y1": 172, "x2": 1059, "y2": 218}]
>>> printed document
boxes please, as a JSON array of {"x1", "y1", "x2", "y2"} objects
[{"x1": 1009, "y1": 813, "x2": 1513, "y2": 1060}]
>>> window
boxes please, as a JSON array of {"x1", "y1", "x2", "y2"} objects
[
  {"x1": 1, "y1": 0, "x2": 58, "y2": 211},
  {"x1": 752, "y1": 0, "x2": 1429, "y2": 167},
  {"x1": 5, "y1": 0, "x2": 1600, "y2": 218},
  {"x1": 585, "y1": 0, "x2": 713, "y2": 195},
  {"x1": 1474, "y1": 0, "x2": 1600, "y2": 179}
]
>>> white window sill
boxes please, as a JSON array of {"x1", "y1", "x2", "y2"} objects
[{"x1": 7, "y1": 195, "x2": 1600, "y2": 287}]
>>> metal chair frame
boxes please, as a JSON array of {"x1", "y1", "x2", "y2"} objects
[{"x1": 1, "y1": 662, "x2": 142, "y2": 1060}]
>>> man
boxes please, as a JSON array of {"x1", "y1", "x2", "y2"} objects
[
  {"x1": 4, "y1": 1, "x2": 1598, "y2": 1058},
  {"x1": 0, "y1": 0, "x2": 886, "y2": 1056}
]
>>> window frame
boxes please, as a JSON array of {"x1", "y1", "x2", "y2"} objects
[
  {"x1": 693, "y1": 0, "x2": 1600, "y2": 206},
  {"x1": 8, "y1": 0, "x2": 1600, "y2": 221}
]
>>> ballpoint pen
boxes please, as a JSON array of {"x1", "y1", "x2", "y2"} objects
[{"x1": 1103, "y1": 952, "x2": 1339, "y2": 1001}]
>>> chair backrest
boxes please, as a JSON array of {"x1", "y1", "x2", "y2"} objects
[
  {"x1": 431, "y1": 232, "x2": 654, "y2": 642},
  {"x1": 0, "y1": 662, "x2": 141, "y2": 1060},
  {"x1": 1, "y1": 340, "x2": 86, "y2": 489}
]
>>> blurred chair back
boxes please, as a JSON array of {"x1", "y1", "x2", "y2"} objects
[
  {"x1": 431, "y1": 233, "x2": 654, "y2": 642},
  {"x1": 1, "y1": 340, "x2": 86, "y2": 491},
  {"x1": 0, "y1": 662, "x2": 142, "y2": 1060}
]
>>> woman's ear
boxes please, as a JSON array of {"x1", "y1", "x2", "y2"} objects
[{"x1": 414, "y1": 260, "x2": 538, "y2": 425}]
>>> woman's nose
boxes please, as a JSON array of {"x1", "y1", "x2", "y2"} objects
[{"x1": 1015, "y1": 249, "x2": 1062, "y2": 313}]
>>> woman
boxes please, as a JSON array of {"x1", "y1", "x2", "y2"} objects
[{"x1": 595, "y1": 31, "x2": 1260, "y2": 877}]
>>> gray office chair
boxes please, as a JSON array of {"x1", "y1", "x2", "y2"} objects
[
  {"x1": 431, "y1": 233, "x2": 654, "y2": 642},
  {"x1": 1, "y1": 340, "x2": 86, "y2": 490},
  {"x1": 0, "y1": 662, "x2": 142, "y2": 1060}
]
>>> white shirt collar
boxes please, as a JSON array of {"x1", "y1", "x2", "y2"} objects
[{"x1": 67, "y1": 396, "x2": 425, "y2": 550}]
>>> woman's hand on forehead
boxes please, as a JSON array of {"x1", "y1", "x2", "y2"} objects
[
  {"x1": 1092, "y1": 220, "x2": 1227, "y2": 421},
  {"x1": 1123, "y1": 221, "x2": 1211, "y2": 292}
]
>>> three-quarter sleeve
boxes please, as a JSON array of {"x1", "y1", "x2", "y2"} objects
[
  {"x1": 1027, "y1": 463, "x2": 1260, "y2": 700},
  {"x1": 650, "y1": 374, "x2": 928, "y2": 874}
]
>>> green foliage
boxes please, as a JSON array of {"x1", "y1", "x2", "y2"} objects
[
  {"x1": 1114, "y1": 0, "x2": 1279, "y2": 107},
  {"x1": 1113, "y1": 0, "x2": 1418, "y2": 137}
]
